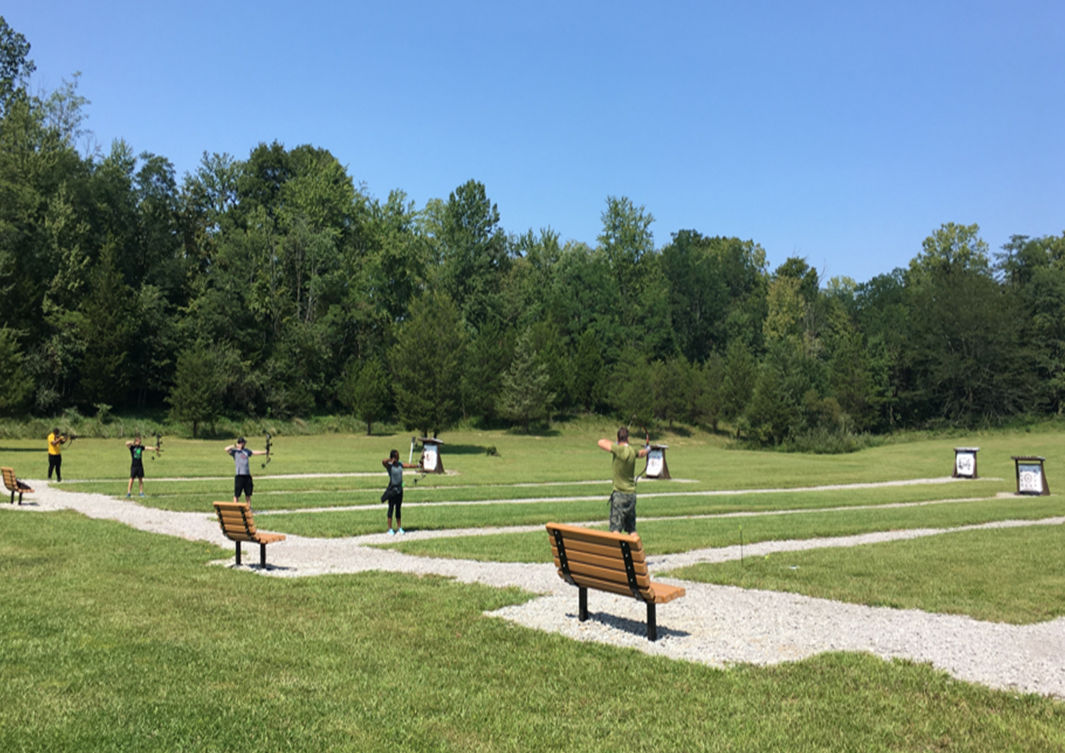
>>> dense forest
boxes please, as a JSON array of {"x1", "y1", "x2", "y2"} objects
[{"x1": 1, "y1": 18, "x2": 1063, "y2": 445}]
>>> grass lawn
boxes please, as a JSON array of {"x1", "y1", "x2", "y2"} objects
[
  {"x1": 380, "y1": 496, "x2": 1065, "y2": 563},
  {"x1": 3, "y1": 421, "x2": 1065, "y2": 749},
  {"x1": 666, "y1": 522, "x2": 1065, "y2": 624},
  {"x1": 1, "y1": 511, "x2": 1062, "y2": 752}
]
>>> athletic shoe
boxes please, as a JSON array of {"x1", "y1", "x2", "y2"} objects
[
  {"x1": 388, "y1": 529, "x2": 395, "y2": 536},
  {"x1": 397, "y1": 528, "x2": 405, "y2": 534},
  {"x1": 126, "y1": 493, "x2": 131, "y2": 498},
  {"x1": 139, "y1": 493, "x2": 145, "y2": 497}
]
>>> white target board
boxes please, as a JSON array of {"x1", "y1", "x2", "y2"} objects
[
  {"x1": 422, "y1": 444, "x2": 439, "y2": 472},
  {"x1": 1017, "y1": 462, "x2": 1044, "y2": 494},
  {"x1": 954, "y1": 449, "x2": 977, "y2": 478},
  {"x1": 645, "y1": 448, "x2": 665, "y2": 477}
]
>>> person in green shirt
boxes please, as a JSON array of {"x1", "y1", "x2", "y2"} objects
[{"x1": 597, "y1": 426, "x2": 650, "y2": 533}]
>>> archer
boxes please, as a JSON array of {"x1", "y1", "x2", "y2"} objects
[
  {"x1": 597, "y1": 426, "x2": 651, "y2": 533},
  {"x1": 224, "y1": 437, "x2": 268, "y2": 505},
  {"x1": 46, "y1": 427, "x2": 72, "y2": 483},
  {"x1": 125, "y1": 434, "x2": 160, "y2": 498}
]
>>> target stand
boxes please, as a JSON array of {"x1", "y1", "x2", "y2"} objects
[
  {"x1": 1011, "y1": 455, "x2": 1049, "y2": 496},
  {"x1": 643, "y1": 444, "x2": 670, "y2": 479},
  {"x1": 952, "y1": 447, "x2": 979, "y2": 479},
  {"x1": 418, "y1": 438, "x2": 445, "y2": 473}
]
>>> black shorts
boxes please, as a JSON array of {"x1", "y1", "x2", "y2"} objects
[
  {"x1": 234, "y1": 474, "x2": 254, "y2": 499},
  {"x1": 130, "y1": 462, "x2": 145, "y2": 479}
]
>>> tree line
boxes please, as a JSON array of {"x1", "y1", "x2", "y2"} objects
[{"x1": 2, "y1": 18, "x2": 1063, "y2": 444}]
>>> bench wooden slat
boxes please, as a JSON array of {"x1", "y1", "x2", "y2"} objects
[
  {"x1": 549, "y1": 535, "x2": 647, "y2": 562},
  {"x1": 555, "y1": 559, "x2": 652, "y2": 591},
  {"x1": 568, "y1": 575, "x2": 648, "y2": 599},
  {"x1": 545, "y1": 522, "x2": 646, "y2": 548},
  {"x1": 549, "y1": 542, "x2": 650, "y2": 573},
  {"x1": 217, "y1": 512, "x2": 257, "y2": 532},
  {"x1": 550, "y1": 552, "x2": 651, "y2": 585},
  {"x1": 646, "y1": 582, "x2": 686, "y2": 604}
]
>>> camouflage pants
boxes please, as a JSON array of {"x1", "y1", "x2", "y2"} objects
[{"x1": 608, "y1": 491, "x2": 637, "y2": 533}]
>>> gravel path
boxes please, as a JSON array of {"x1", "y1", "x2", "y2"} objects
[{"x1": 9, "y1": 480, "x2": 1065, "y2": 699}]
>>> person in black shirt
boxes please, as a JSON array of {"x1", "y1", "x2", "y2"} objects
[{"x1": 125, "y1": 435, "x2": 159, "y2": 497}]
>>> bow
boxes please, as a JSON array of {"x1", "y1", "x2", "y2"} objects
[
  {"x1": 261, "y1": 432, "x2": 273, "y2": 469},
  {"x1": 153, "y1": 433, "x2": 163, "y2": 461}
]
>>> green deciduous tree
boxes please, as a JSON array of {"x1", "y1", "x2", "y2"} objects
[{"x1": 0, "y1": 16, "x2": 35, "y2": 119}]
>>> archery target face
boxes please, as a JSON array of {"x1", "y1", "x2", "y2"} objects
[
  {"x1": 646, "y1": 448, "x2": 664, "y2": 477},
  {"x1": 1018, "y1": 462, "x2": 1044, "y2": 494},
  {"x1": 422, "y1": 445, "x2": 438, "y2": 472},
  {"x1": 954, "y1": 451, "x2": 976, "y2": 478}
]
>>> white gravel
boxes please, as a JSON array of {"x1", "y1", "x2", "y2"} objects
[{"x1": 8, "y1": 480, "x2": 1065, "y2": 699}]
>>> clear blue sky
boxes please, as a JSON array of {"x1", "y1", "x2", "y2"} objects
[{"x1": 6, "y1": 0, "x2": 1064, "y2": 283}]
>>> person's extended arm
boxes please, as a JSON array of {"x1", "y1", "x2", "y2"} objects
[{"x1": 597, "y1": 439, "x2": 614, "y2": 452}]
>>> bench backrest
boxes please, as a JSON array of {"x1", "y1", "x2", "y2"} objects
[
  {"x1": 1, "y1": 467, "x2": 16, "y2": 492},
  {"x1": 213, "y1": 501, "x2": 259, "y2": 542},
  {"x1": 546, "y1": 522, "x2": 654, "y2": 602}
]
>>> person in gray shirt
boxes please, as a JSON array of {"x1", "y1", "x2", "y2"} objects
[{"x1": 224, "y1": 437, "x2": 268, "y2": 504}]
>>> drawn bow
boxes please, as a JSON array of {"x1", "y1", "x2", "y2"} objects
[{"x1": 262, "y1": 432, "x2": 273, "y2": 469}]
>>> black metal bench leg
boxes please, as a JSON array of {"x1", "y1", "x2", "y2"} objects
[
  {"x1": 578, "y1": 587, "x2": 588, "y2": 621},
  {"x1": 259, "y1": 542, "x2": 267, "y2": 568},
  {"x1": 647, "y1": 602, "x2": 658, "y2": 641},
  {"x1": 235, "y1": 541, "x2": 242, "y2": 566}
]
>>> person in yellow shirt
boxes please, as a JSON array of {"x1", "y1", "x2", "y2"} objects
[{"x1": 47, "y1": 427, "x2": 66, "y2": 482}]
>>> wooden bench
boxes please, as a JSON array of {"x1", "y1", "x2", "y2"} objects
[
  {"x1": 213, "y1": 501, "x2": 286, "y2": 568},
  {"x1": 2, "y1": 466, "x2": 33, "y2": 505},
  {"x1": 546, "y1": 522, "x2": 685, "y2": 641}
]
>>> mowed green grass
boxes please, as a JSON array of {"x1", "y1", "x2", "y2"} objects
[
  {"x1": 1, "y1": 510, "x2": 1062, "y2": 752},
  {"x1": 381, "y1": 496, "x2": 1064, "y2": 562},
  {"x1": 666, "y1": 522, "x2": 1065, "y2": 624},
  {"x1": 10, "y1": 419, "x2": 1060, "y2": 490}
]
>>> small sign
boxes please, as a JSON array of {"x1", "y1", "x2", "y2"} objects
[
  {"x1": 643, "y1": 444, "x2": 670, "y2": 479},
  {"x1": 1012, "y1": 456, "x2": 1049, "y2": 496},
  {"x1": 953, "y1": 447, "x2": 979, "y2": 478}
]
